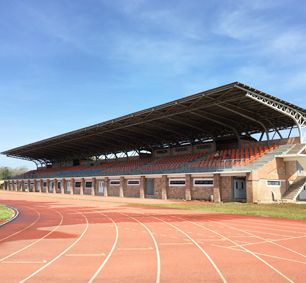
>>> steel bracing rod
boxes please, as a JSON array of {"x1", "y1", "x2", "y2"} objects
[
  {"x1": 5, "y1": 96, "x2": 241, "y2": 157},
  {"x1": 216, "y1": 104, "x2": 270, "y2": 143},
  {"x1": 166, "y1": 117, "x2": 207, "y2": 133},
  {"x1": 245, "y1": 92, "x2": 306, "y2": 126},
  {"x1": 190, "y1": 111, "x2": 241, "y2": 146},
  {"x1": 245, "y1": 91, "x2": 306, "y2": 143}
]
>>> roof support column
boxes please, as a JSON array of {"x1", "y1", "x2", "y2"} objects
[
  {"x1": 46, "y1": 179, "x2": 50, "y2": 194},
  {"x1": 80, "y1": 178, "x2": 85, "y2": 195},
  {"x1": 61, "y1": 178, "x2": 66, "y2": 194},
  {"x1": 71, "y1": 178, "x2": 75, "y2": 195},
  {"x1": 54, "y1": 179, "x2": 57, "y2": 194},
  {"x1": 185, "y1": 174, "x2": 192, "y2": 201},
  {"x1": 104, "y1": 177, "x2": 109, "y2": 197},
  {"x1": 161, "y1": 175, "x2": 168, "y2": 200},
  {"x1": 119, "y1": 177, "x2": 125, "y2": 198},
  {"x1": 140, "y1": 176, "x2": 145, "y2": 199},
  {"x1": 92, "y1": 178, "x2": 97, "y2": 196},
  {"x1": 213, "y1": 174, "x2": 221, "y2": 203},
  {"x1": 40, "y1": 179, "x2": 43, "y2": 193}
]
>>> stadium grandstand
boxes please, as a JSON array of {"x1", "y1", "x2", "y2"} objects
[{"x1": 1, "y1": 82, "x2": 306, "y2": 203}]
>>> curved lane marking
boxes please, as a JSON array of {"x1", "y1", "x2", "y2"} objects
[
  {"x1": 19, "y1": 211, "x2": 89, "y2": 283},
  {"x1": 0, "y1": 206, "x2": 41, "y2": 243},
  {"x1": 88, "y1": 213, "x2": 119, "y2": 283},
  {"x1": 211, "y1": 220, "x2": 306, "y2": 259},
  {"x1": 121, "y1": 213, "x2": 161, "y2": 283},
  {"x1": 175, "y1": 216, "x2": 294, "y2": 283},
  {"x1": 0, "y1": 209, "x2": 64, "y2": 262},
  {"x1": 153, "y1": 215, "x2": 227, "y2": 283}
]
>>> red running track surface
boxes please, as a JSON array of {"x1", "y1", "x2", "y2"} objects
[{"x1": 0, "y1": 191, "x2": 305, "y2": 283}]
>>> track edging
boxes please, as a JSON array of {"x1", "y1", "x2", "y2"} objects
[{"x1": 0, "y1": 205, "x2": 20, "y2": 228}]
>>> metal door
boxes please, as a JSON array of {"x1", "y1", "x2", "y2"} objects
[
  {"x1": 98, "y1": 181, "x2": 104, "y2": 193},
  {"x1": 297, "y1": 185, "x2": 306, "y2": 201},
  {"x1": 233, "y1": 178, "x2": 246, "y2": 200},
  {"x1": 145, "y1": 179, "x2": 154, "y2": 195},
  {"x1": 67, "y1": 181, "x2": 71, "y2": 193}
]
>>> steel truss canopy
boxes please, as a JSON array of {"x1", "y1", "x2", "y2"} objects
[{"x1": 2, "y1": 82, "x2": 306, "y2": 163}]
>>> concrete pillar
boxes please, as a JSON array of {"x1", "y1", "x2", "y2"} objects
[
  {"x1": 34, "y1": 179, "x2": 37, "y2": 192},
  {"x1": 16, "y1": 180, "x2": 20, "y2": 191},
  {"x1": 39, "y1": 179, "x2": 43, "y2": 193},
  {"x1": 213, "y1": 174, "x2": 221, "y2": 203},
  {"x1": 46, "y1": 179, "x2": 50, "y2": 194},
  {"x1": 161, "y1": 175, "x2": 168, "y2": 200},
  {"x1": 20, "y1": 180, "x2": 24, "y2": 192},
  {"x1": 246, "y1": 172, "x2": 257, "y2": 203},
  {"x1": 70, "y1": 178, "x2": 74, "y2": 195},
  {"x1": 104, "y1": 177, "x2": 109, "y2": 197},
  {"x1": 119, "y1": 177, "x2": 124, "y2": 198},
  {"x1": 5, "y1": 181, "x2": 8, "y2": 191},
  {"x1": 27, "y1": 180, "x2": 31, "y2": 192},
  {"x1": 80, "y1": 178, "x2": 85, "y2": 195},
  {"x1": 185, "y1": 174, "x2": 192, "y2": 201},
  {"x1": 54, "y1": 179, "x2": 58, "y2": 194},
  {"x1": 61, "y1": 179, "x2": 66, "y2": 194},
  {"x1": 71, "y1": 178, "x2": 74, "y2": 195},
  {"x1": 92, "y1": 178, "x2": 96, "y2": 196},
  {"x1": 140, "y1": 176, "x2": 145, "y2": 198}
]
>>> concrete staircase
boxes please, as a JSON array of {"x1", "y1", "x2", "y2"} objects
[
  {"x1": 242, "y1": 144, "x2": 293, "y2": 171},
  {"x1": 282, "y1": 176, "x2": 306, "y2": 201},
  {"x1": 286, "y1": 143, "x2": 306, "y2": 155}
]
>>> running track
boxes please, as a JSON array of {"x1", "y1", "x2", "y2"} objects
[{"x1": 0, "y1": 191, "x2": 306, "y2": 283}]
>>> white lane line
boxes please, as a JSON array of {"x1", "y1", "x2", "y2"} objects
[
  {"x1": 175, "y1": 216, "x2": 294, "y2": 283},
  {"x1": 88, "y1": 214, "x2": 119, "y2": 283},
  {"x1": 214, "y1": 244, "x2": 306, "y2": 265},
  {"x1": 221, "y1": 234, "x2": 306, "y2": 249},
  {"x1": 0, "y1": 210, "x2": 64, "y2": 263},
  {"x1": 212, "y1": 220, "x2": 306, "y2": 259},
  {"x1": 153, "y1": 216, "x2": 227, "y2": 283},
  {"x1": 19, "y1": 211, "x2": 89, "y2": 283},
  {"x1": 121, "y1": 213, "x2": 161, "y2": 283},
  {"x1": 0, "y1": 206, "x2": 41, "y2": 242},
  {"x1": 223, "y1": 220, "x2": 306, "y2": 235},
  {"x1": 230, "y1": 218, "x2": 306, "y2": 231},
  {"x1": 65, "y1": 253, "x2": 105, "y2": 257}
]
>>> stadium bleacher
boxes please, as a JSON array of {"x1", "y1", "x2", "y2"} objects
[{"x1": 15, "y1": 143, "x2": 279, "y2": 179}]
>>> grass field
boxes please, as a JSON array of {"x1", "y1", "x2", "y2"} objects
[
  {"x1": 129, "y1": 202, "x2": 306, "y2": 220},
  {"x1": 0, "y1": 205, "x2": 14, "y2": 222}
]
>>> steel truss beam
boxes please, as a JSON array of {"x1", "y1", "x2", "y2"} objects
[{"x1": 246, "y1": 92, "x2": 306, "y2": 143}]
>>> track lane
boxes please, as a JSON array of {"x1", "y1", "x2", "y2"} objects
[
  {"x1": 19, "y1": 210, "x2": 89, "y2": 283},
  {"x1": 172, "y1": 215, "x2": 295, "y2": 283}
]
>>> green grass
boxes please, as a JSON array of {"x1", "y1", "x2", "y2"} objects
[
  {"x1": 0, "y1": 205, "x2": 14, "y2": 222},
  {"x1": 128, "y1": 202, "x2": 306, "y2": 220}
]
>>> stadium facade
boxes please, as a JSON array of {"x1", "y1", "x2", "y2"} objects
[{"x1": 1, "y1": 82, "x2": 306, "y2": 203}]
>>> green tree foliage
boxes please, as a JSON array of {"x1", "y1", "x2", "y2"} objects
[{"x1": 0, "y1": 167, "x2": 28, "y2": 180}]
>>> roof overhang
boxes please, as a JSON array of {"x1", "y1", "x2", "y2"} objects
[{"x1": 2, "y1": 82, "x2": 306, "y2": 162}]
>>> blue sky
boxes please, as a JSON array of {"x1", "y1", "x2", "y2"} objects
[{"x1": 0, "y1": 0, "x2": 306, "y2": 169}]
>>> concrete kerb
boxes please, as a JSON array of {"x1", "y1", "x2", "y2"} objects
[{"x1": 0, "y1": 206, "x2": 20, "y2": 228}]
